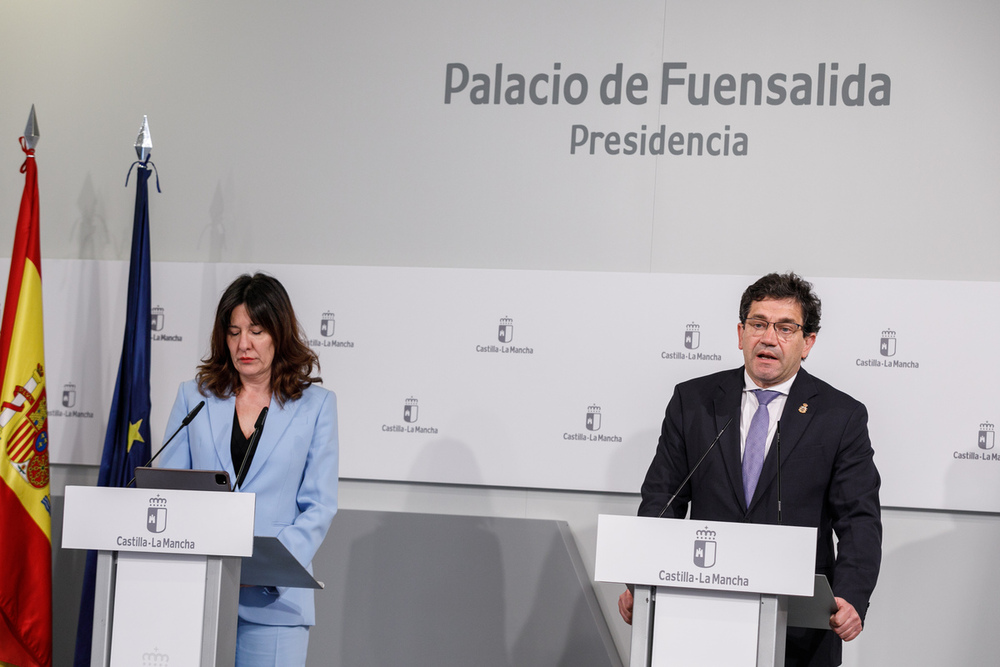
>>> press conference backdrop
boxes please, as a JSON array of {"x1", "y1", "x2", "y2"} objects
[
  {"x1": 1, "y1": 3, "x2": 998, "y2": 511},
  {"x1": 17, "y1": 259, "x2": 1000, "y2": 515}
]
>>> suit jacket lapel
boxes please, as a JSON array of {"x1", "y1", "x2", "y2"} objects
[
  {"x1": 715, "y1": 369, "x2": 747, "y2": 510},
  {"x1": 748, "y1": 368, "x2": 818, "y2": 512},
  {"x1": 207, "y1": 394, "x2": 237, "y2": 478},
  {"x1": 238, "y1": 394, "x2": 298, "y2": 489}
]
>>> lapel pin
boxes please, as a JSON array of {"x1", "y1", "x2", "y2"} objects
[{"x1": 799, "y1": 403, "x2": 808, "y2": 414}]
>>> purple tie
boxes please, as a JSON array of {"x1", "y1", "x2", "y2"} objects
[{"x1": 742, "y1": 390, "x2": 781, "y2": 508}]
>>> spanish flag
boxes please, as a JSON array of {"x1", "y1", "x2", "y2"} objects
[{"x1": 0, "y1": 124, "x2": 52, "y2": 665}]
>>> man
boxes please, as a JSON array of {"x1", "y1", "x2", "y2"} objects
[{"x1": 618, "y1": 272, "x2": 881, "y2": 667}]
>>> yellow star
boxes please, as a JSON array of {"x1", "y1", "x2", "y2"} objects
[{"x1": 127, "y1": 419, "x2": 145, "y2": 453}]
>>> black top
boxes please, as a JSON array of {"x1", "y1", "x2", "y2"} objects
[{"x1": 231, "y1": 406, "x2": 254, "y2": 483}]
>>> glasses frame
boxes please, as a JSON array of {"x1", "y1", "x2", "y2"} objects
[{"x1": 741, "y1": 317, "x2": 805, "y2": 340}]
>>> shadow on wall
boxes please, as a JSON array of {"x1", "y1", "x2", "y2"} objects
[
  {"x1": 201, "y1": 179, "x2": 230, "y2": 263},
  {"x1": 69, "y1": 173, "x2": 112, "y2": 260},
  {"x1": 854, "y1": 461, "x2": 1000, "y2": 665},
  {"x1": 52, "y1": 493, "x2": 91, "y2": 667},
  {"x1": 508, "y1": 523, "x2": 619, "y2": 667},
  {"x1": 309, "y1": 438, "x2": 620, "y2": 667},
  {"x1": 337, "y1": 511, "x2": 509, "y2": 666}
]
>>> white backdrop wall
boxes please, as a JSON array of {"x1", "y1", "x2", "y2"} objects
[
  {"x1": 4, "y1": 1, "x2": 1000, "y2": 664},
  {"x1": 22, "y1": 259, "x2": 1000, "y2": 515}
]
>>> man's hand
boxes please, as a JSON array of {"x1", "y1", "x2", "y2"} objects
[
  {"x1": 830, "y1": 597, "x2": 863, "y2": 641},
  {"x1": 618, "y1": 588, "x2": 634, "y2": 625}
]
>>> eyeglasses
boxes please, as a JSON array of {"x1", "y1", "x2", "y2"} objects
[{"x1": 742, "y1": 318, "x2": 804, "y2": 340}]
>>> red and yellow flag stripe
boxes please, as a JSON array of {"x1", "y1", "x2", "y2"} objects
[{"x1": 0, "y1": 137, "x2": 52, "y2": 667}]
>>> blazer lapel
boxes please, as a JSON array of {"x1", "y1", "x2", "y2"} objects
[
  {"x1": 748, "y1": 368, "x2": 818, "y2": 512},
  {"x1": 238, "y1": 394, "x2": 299, "y2": 489},
  {"x1": 207, "y1": 394, "x2": 238, "y2": 478},
  {"x1": 715, "y1": 369, "x2": 747, "y2": 511}
]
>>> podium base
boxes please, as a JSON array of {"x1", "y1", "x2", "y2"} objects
[
  {"x1": 630, "y1": 586, "x2": 787, "y2": 667},
  {"x1": 90, "y1": 551, "x2": 240, "y2": 667}
]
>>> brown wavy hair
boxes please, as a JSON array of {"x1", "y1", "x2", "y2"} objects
[{"x1": 196, "y1": 273, "x2": 321, "y2": 404}]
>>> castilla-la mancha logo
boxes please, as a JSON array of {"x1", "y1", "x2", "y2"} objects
[
  {"x1": 586, "y1": 405, "x2": 601, "y2": 431},
  {"x1": 150, "y1": 305, "x2": 165, "y2": 332},
  {"x1": 684, "y1": 322, "x2": 700, "y2": 350},
  {"x1": 142, "y1": 648, "x2": 169, "y2": 666},
  {"x1": 62, "y1": 382, "x2": 76, "y2": 408},
  {"x1": 147, "y1": 495, "x2": 167, "y2": 534},
  {"x1": 498, "y1": 317, "x2": 514, "y2": 343},
  {"x1": 321, "y1": 311, "x2": 336, "y2": 338},
  {"x1": 879, "y1": 329, "x2": 896, "y2": 357},
  {"x1": 693, "y1": 527, "x2": 717, "y2": 568},
  {"x1": 403, "y1": 397, "x2": 419, "y2": 424},
  {"x1": 979, "y1": 422, "x2": 995, "y2": 451}
]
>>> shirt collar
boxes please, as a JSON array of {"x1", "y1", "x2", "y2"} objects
[{"x1": 743, "y1": 370, "x2": 797, "y2": 397}]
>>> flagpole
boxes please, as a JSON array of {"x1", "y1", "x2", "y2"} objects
[
  {"x1": 0, "y1": 104, "x2": 52, "y2": 667},
  {"x1": 74, "y1": 116, "x2": 157, "y2": 666}
]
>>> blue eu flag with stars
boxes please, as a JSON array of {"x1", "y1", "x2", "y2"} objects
[{"x1": 74, "y1": 162, "x2": 155, "y2": 665}]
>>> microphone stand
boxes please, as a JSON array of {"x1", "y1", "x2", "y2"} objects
[
  {"x1": 235, "y1": 406, "x2": 268, "y2": 490},
  {"x1": 657, "y1": 417, "x2": 734, "y2": 518},
  {"x1": 776, "y1": 421, "x2": 782, "y2": 524},
  {"x1": 126, "y1": 400, "x2": 206, "y2": 488}
]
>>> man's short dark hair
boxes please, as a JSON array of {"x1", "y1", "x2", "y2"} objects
[{"x1": 739, "y1": 272, "x2": 822, "y2": 335}]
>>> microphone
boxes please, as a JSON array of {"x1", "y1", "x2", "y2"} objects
[
  {"x1": 126, "y1": 400, "x2": 206, "y2": 488},
  {"x1": 776, "y1": 421, "x2": 782, "y2": 524},
  {"x1": 234, "y1": 406, "x2": 268, "y2": 490},
  {"x1": 656, "y1": 416, "x2": 734, "y2": 518}
]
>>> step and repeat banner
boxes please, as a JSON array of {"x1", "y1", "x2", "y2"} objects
[{"x1": 22, "y1": 259, "x2": 1000, "y2": 514}]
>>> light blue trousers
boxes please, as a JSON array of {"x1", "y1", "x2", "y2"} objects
[{"x1": 235, "y1": 620, "x2": 309, "y2": 667}]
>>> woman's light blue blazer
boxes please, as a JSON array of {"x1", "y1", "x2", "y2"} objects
[{"x1": 159, "y1": 379, "x2": 339, "y2": 627}]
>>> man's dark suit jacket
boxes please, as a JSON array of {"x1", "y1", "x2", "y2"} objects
[{"x1": 639, "y1": 367, "x2": 882, "y2": 667}]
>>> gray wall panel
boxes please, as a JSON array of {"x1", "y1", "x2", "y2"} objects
[{"x1": 311, "y1": 509, "x2": 621, "y2": 667}]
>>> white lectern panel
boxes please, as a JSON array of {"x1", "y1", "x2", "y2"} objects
[
  {"x1": 110, "y1": 553, "x2": 207, "y2": 666},
  {"x1": 653, "y1": 588, "x2": 759, "y2": 667},
  {"x1": 62, "y1": 486, "x2": 254, "y2": 557},
  {"x1": 62, "y1": 486, "x2": 251, "y2": 667},
  {"x1": 595, "y1": 514, "x2": 815, "y2": 596},
  {"x1": 596, "y1": 515, "x2": 818, "y2": 667}
]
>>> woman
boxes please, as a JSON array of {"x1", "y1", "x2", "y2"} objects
[{"x1": 160, "y1": 273, "x2": 338, "y2": 666}]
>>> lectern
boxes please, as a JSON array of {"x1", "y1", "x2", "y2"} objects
[
  {"x1": 63, "y1": 486, "x2": 255, "y2": 666},
  {"x1": 595, "y1": 515, "x2": 827, "y2": 667}
]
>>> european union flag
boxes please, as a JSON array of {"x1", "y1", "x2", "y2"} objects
[{"x1": 74, "y1": 161, "x2": 155, "y2": 665}]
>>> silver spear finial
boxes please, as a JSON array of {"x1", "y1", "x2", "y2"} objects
[
  {"x1": 134, "y1": 115, "x2": 152, "y2": 163},
  {"x1": 24, "y1": 105, "x2": 40, "y2": 151}
]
